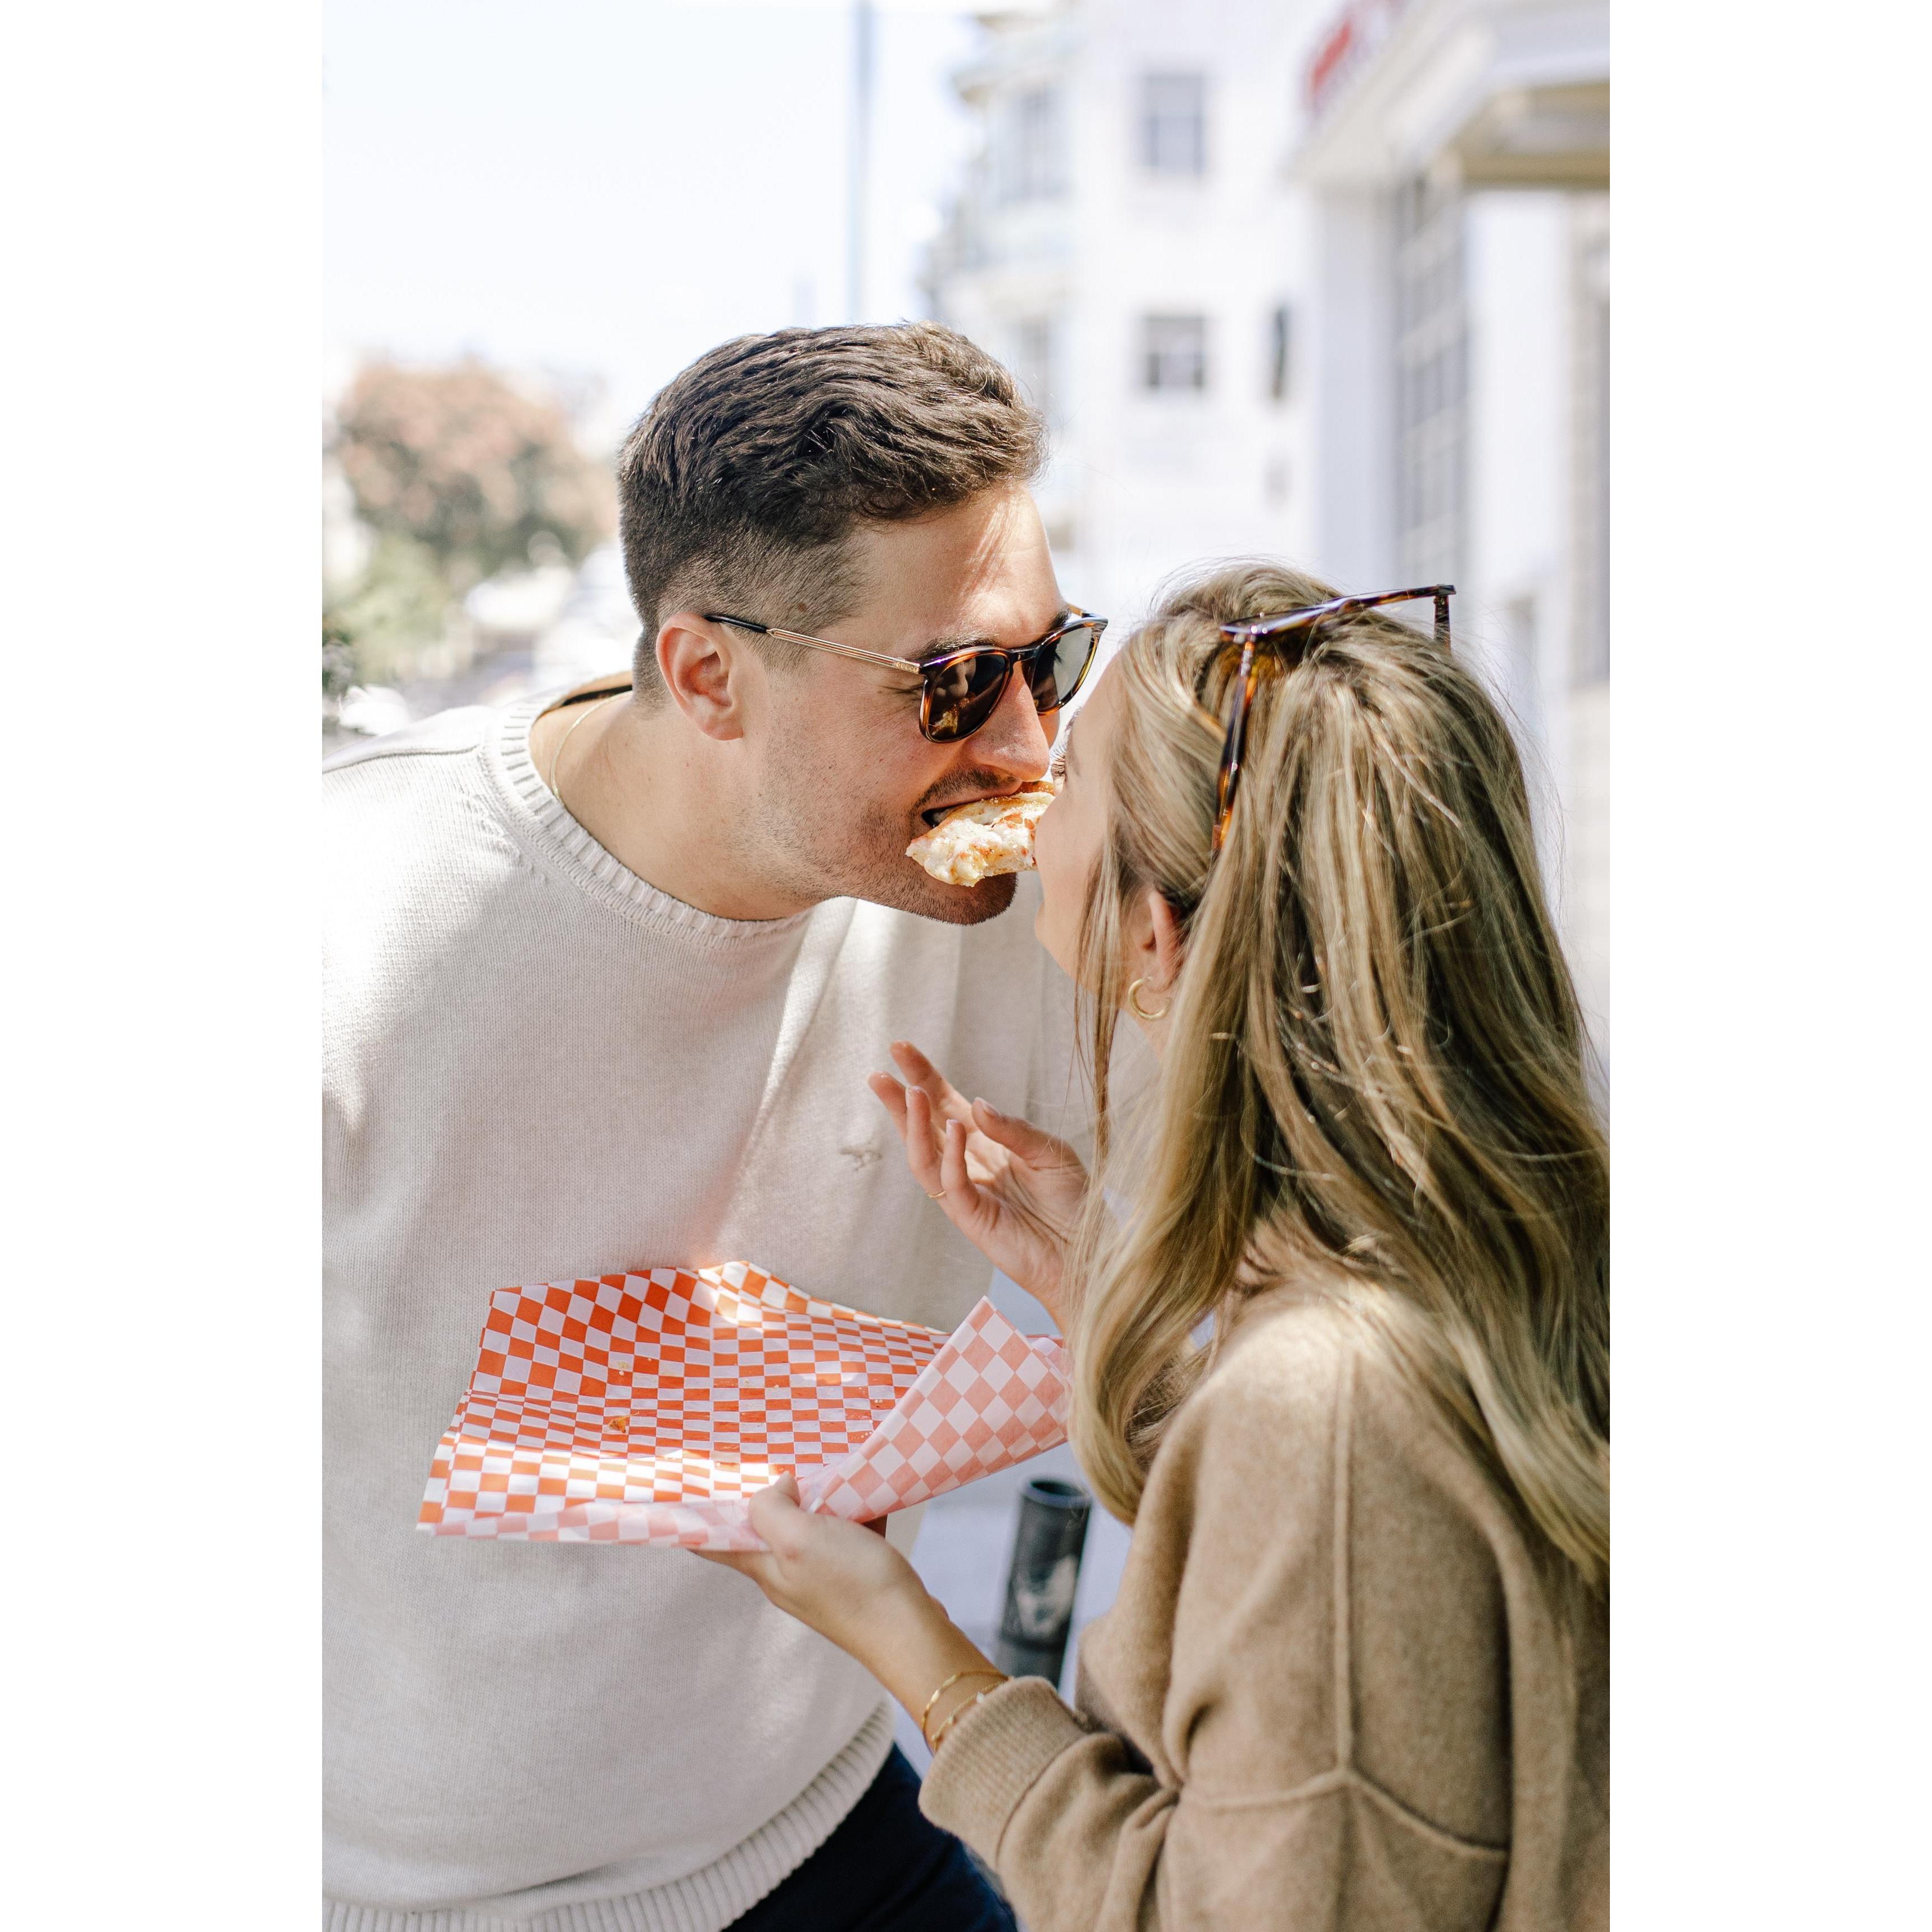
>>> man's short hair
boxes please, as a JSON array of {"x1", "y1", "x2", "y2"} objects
[{"x1": 617, "y1": 323, "x2": 1044, "y2": 696}]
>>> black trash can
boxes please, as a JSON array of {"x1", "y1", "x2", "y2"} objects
[{"x1": 993, "y1": 1477, "x2": 1092, "y2": 1688}]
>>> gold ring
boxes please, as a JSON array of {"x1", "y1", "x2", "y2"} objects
[{"x1": 927, "y1": 1190, "x2": 947, "y2": 1201}]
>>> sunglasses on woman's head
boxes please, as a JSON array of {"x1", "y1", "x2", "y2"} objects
[
  {"x1": 1210, "y1": 585, "x2": 1454, "y2": 856},
  {"x1": 705, "y1": 610, "x2": 1108, "y2": 744}
]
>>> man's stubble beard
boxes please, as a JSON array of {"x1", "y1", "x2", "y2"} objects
[
  {"x1": 750, "y1": 757, "x2": 1019, "y2": 926},
  {"x1": 837, "y1": 802, "x2": 1021, "y2": 924}
]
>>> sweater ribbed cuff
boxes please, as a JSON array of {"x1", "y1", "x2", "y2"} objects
[{"x1": 916, "y1": 1676, "x2": 1091, "y2": 1867}]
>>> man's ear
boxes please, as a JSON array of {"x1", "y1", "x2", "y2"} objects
[{"x1": 656, "y1": 611, "x2": 753, "y2": 741}]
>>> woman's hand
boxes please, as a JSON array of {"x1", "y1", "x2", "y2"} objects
[
  {"x1": 697, "y1": 1477, "x2": 925, "y2": 1663},
  {"x1": 868, "y1": 1042, "x2": 1088, "y2": 1326},
  {"x1": 697, "y1": 1478, "x2": 999, "y2": 1730}
]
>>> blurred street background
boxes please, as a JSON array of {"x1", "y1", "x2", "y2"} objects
[{"x1": 326, "y1": 0, "x2": 1609, "y2": 1680}]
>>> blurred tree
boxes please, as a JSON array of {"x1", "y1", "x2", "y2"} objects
[
  {"x1": 323, "y1": 534, "x2": 451, "y2": 689},
  {"x1": 323, "y1": 359, "x2": 617, "y2": 705},
  {"x1": 334, "y1": 359, "x2": 616, "y2": 590}
]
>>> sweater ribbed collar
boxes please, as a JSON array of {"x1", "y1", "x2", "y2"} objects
[{"x1": 485, "y1": 695, "x2": 820, "y2": 952}]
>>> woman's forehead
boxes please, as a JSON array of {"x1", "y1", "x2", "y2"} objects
[{"x1": 1069, "y1": 660, "x2": 1125, "y2": 755}]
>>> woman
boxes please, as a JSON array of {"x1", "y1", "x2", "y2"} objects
[{"x1": 703, "y1": 561, "x2": 1609, "y2": 1930}]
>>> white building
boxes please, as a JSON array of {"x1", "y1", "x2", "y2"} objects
[
  {"x1": 1293, "y1": 0, "x2": 1609, "y2": 1067},
  {"x1": 927, "y1": 0, "x2": 1608, "y2": 1070},
  {"x1": 924, "y1": 0, "x2": 1326, "y2": 630}
]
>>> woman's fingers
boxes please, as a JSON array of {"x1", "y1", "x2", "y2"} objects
[
  {"x1": 940, "y1": 1120, "x2": 999, "y2": 1238},
  {"x1": 745, "y1": 1473, "x2": 804, "y2": 1547},
  {"x1": 888, "y1": 1038, "x2": 942, "y2": 1085},
  {"x1": 867, "y1": 1070, "x2": 909, "y2": 1137},
  {"x1": 942, "y1": 1118, "x2": 974, "y2": 1202},
  {"x1": 694, "y1": 1474, "x2": 853, "y2": 1577},
  {"x1": 871, "y1": 1072, "x2": 945, "y2": 1189},
  {"x1": 873, "y1": 1062, "x2": 1080, "y2": 1291},
  {"x1": 906, "y1": 1089, "x2": 989, "y2": 1230},
  {"x1": 970, "y1": 1097, "x2": 1082, "y2": 1174},
  {"x1": 870, "y1": 1070, "x2": 940, "y2": 1161},
  {"x1": 889, "y1": 1040, "x2": 975, "y2": 1126},
  {"x1": 693, "y1": 1546, "x2": 764, "y2": 1577},
  {"x1": 903, "y1": 1087, "x2": 946, "y2": 1190},
  {"x1": 924, "y1": 1106, "x2": 985, "y2": 1220}
]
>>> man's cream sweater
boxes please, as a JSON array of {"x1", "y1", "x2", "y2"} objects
[
  {"x1": 921, "y1": 1287, "x2": 1609, "y2": 1930},
  {"x1": 322, "y1": 700, "x2": 1075, "y2": 1930}
]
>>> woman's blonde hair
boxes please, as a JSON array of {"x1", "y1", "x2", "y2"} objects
[{"x1": 1066, "y1": 560, "x2": 1609, "y2": 1594}]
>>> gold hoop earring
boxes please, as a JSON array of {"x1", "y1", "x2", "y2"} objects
[{"x1": 1126, "y1": 978, "x2": 1170, "y2": 1022}]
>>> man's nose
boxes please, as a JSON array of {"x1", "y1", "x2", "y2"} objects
[{"x1": 967, "y1": 666, "x2": 1055, "y2": 779}]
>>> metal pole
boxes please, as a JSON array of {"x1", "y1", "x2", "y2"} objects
[
  {"x1": 847, "y1": 0, "x2": 875, "y2": 322},
  {"x1": 993, "y1": 1477, "x2": 1092, "y2": 1687}
]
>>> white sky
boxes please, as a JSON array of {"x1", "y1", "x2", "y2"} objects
[{"x1": 325, "y1": 0, "x2": 984, "y2": 440}]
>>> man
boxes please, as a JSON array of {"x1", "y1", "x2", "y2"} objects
[{"x1": 324, "y1": 325, "x2": 1097, "y2": 1931}]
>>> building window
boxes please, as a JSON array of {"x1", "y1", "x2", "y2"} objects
[
  {"x1": 1393, "y1": 177, "x2": 1467, "y2": 588},
  {"x1": 1142, "y1": 315, "x2": 1208, "y2": 392},
  {"x1": 1012, "y1": 315, "x2": 1058, "y2": 424},
  {"x1": 1500, "y1": 595, "x2": 1544, "y2": 749},
  {"x1": 1267, "y1": 304, "x2": 1292, "y2": 401},
  {"x1": 1570, "y1": 201, "x2": 1610, "y2": 688},
  {"x1": 998, "y1": 87, "x2": 1066, "y2": 203},
  {"x1": 1138, "y1": 73, "x2": 1206, "y2": 175}
]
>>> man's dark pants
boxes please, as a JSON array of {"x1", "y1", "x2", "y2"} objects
[{"x1": 725, "y1": 1747, "x2": 1018, "y2": 1931}]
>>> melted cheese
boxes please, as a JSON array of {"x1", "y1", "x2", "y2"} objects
[{"x1": 906, "y1": 784, "x2": 1058, "y2": 887}]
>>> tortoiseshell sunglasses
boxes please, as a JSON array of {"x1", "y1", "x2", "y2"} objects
[
  {"x1": 1211, "y1": 584, "x2": 1454, "y2": 854},
  {"x1": 705, "y1": 609, "x2": 1107, "y2": 744}
]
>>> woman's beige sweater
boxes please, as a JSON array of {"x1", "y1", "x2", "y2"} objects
[{"x1": 920, "y1": 1288, "x2": 1608, "y2": 1930}]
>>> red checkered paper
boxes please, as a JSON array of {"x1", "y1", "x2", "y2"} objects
[{"x1": 418, "y1": 1262, "x2": 1069, "y2": 1549}]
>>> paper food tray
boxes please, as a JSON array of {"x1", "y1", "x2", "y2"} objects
[{"x1": 418, "y1": 1261, "x2": 1069, "y2": 1550}]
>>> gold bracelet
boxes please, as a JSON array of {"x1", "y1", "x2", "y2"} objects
[
  {"x1": 928, "y1": 1681, "x2": 1006, "y2": 1754},
  {"x1": 918, "y1": 1668, "x2": 1008, "y2": 1749}
]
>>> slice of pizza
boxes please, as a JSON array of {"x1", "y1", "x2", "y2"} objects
[{"x1": 906, "y1": 781, "x2": 1059, "y2": 887}]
